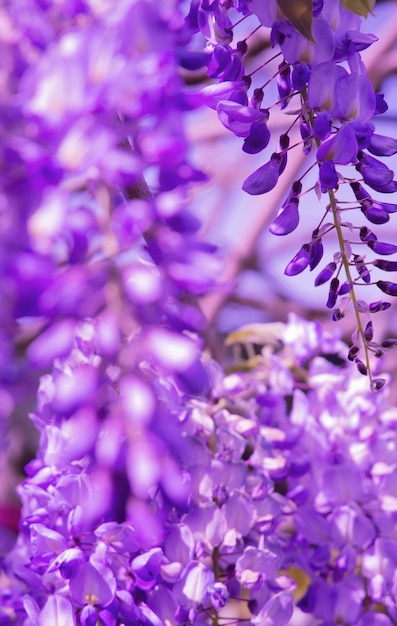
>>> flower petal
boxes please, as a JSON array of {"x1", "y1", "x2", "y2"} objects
[{"x1": 242, "y1": 155, "x2": 280, "y2": 195}]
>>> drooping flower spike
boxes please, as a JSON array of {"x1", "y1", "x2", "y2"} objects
[{"x1": 194, "y1": 0, "x2": 397, "y2": 387}]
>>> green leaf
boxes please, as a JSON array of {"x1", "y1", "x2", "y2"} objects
[
  {"x1": 276, "y1": 0, "x2": 315, "y2": 43},
  {"x1": 339, "y1": 0, "x2": 376, "y2": 18}
]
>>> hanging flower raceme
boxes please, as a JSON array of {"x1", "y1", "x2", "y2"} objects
[{"x1": 191, "y1": 0, "x2": 397, "y2": 384}]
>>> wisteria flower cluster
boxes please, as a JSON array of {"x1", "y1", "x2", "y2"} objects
[
  {"x1": 1, "y1": 1, "x2": 397, "y2": 626},
  {"x1": 3, "y1": 314, "x2": 397, "y2": 626},
  {"x1": 191, "y1": 0, "x2": 397, "y2": 387}
]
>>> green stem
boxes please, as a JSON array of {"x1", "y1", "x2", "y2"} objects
[
  {"x1": 301, "y1": 87, "x2": 374, "y2": 387},
  {"x1": 328, "y1": 189, "x2": 373, "y2": 387}
]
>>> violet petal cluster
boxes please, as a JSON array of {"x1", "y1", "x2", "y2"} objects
[
  {"x1": 191, "y1": 0, "x2": 397, "y2": 384},
  {"x1": 1, "y1": 2, "x2": 397, "y2": 626}
]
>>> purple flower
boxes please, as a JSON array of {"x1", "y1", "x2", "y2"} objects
[
  {"x1": 243, "y1": 121, "x2": 271, "y2": 154},
  {"x1": 300, "y1": 120, "x2": 313, "y2": 154},
  {"x1": 319, "y1": 160, "x2": 338, "y2": 189},
  {"x1": 368, "y1": 133, "x2": 397, "y2": 157},
  {"x1": 358, "y1": 153, "x2": 396, "y2": 193},
  {"x1": 251, "y1": 591, "x2": 293, "y2": 626},
  {"x1": 277, "y1": 62, "x2": 292, "y2": 108},
  {"x1": 69, "y1": 561, "x2": 116, "y2": 608},
  {"x1": 326, "y1": 277, "x2": 339, "y2": 309},
  {"x1": 368, "y1": 240, "x2": 397, "y2": 255},
  {"x1": 235, "y1": 546, "x2": 280, "y2": 589},
  {"x1": 313, "y1": 111, "x2": 332, "y2": 140},
  {"x1": 317, "y1": 124, "x2": 358, "y2": 165},
  {"x1": 294, "y1": 507, "x2": 330, "y2": 544},
  {"x1": 222, "y1": 491, "x2": 256, "y2": 544},
  {"x1": 47, "y1": 547, "x2": 85, "y2": 579},
  {"x1": 131, "y1": 548, "x2": 163, "y2": 590},
  {"x1": 164, "y1": 524, "x2": 194, "y2": 567},
  {"x1": 369, "y1": 300, "x2": 392, "y2": 313},
  {"x1": 207, "y1": 44, "x2": 242, "y2": 80},
  {"x1": 322, "y1": 462, "x2": 363, "y2": 506},
  {"x1": 375, "y1": 93, "x2": 389, "y2": 114},
  {"x1": 29, "y1": 523, "x2": 67, "y2": 564},
  {"x1": 291, "y1": 63, "x2": 310, "y2": 90},
  {"x1": 120, "y1": 375, "x2": 156, "y2": 430},
  {"x1": 217, "y1": 101, "x2": 268, "y2": 137},
  {"x1": 174, "y1": 561, "x2": 215, "y2": 607},
  {"x1": 330, "y1": 505, "x2": 376, "y2": 549},
  {"x1": 269, "y1": 201, "x2": 299, "y2": 236},
  {"x1": 373, "y1": 259, "x2": 397, "y2": 272},
  {"x1": 242, "y1": 154, "x2": 282, "y2": 195},
  {"x1": 334, "y1": 26, "x2": 376, "y2": 59},
  {"x1": 336, "y1": 73, "x2": 375, "y2": 123},
  {"x1": 183, "y1": 504, "x2": 227, "y2": 551},
  {"x1": 309, "y1": 238, "x2": 324, "y2": 270},
  {"x1": 200, "y1": 80, "x2": 248, "y2": 109},
  {"x1": 351, "y1": 182, "x2": 391, "y2": 223},
  {"x1": 209, "y1": 581, "x2": 229, "y2": 611},
  {"x1": 27, "y1": 319, "x2": 76, "y2": 368},
  {"x1": 308, "y1": 62, "x2": 347, "y2": 114},
  {"x1": 359, "y1": 226, "x2": 377, "y2": 242},
  {"x1": 314, "y1": 262, "x2": 337, "y2": 287},
  {"x1": 284, "y1": 245, "x2": 310, "y2": 276},
  {"x1": 377, "y1": 280, "x2": 397, "y2": 296},
  {"x1": 278, "y1": 18, "x2": 335, "y2": 66},
  {"x1": 39, "y1": 595, "x2": 76, "y2": 626}
]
